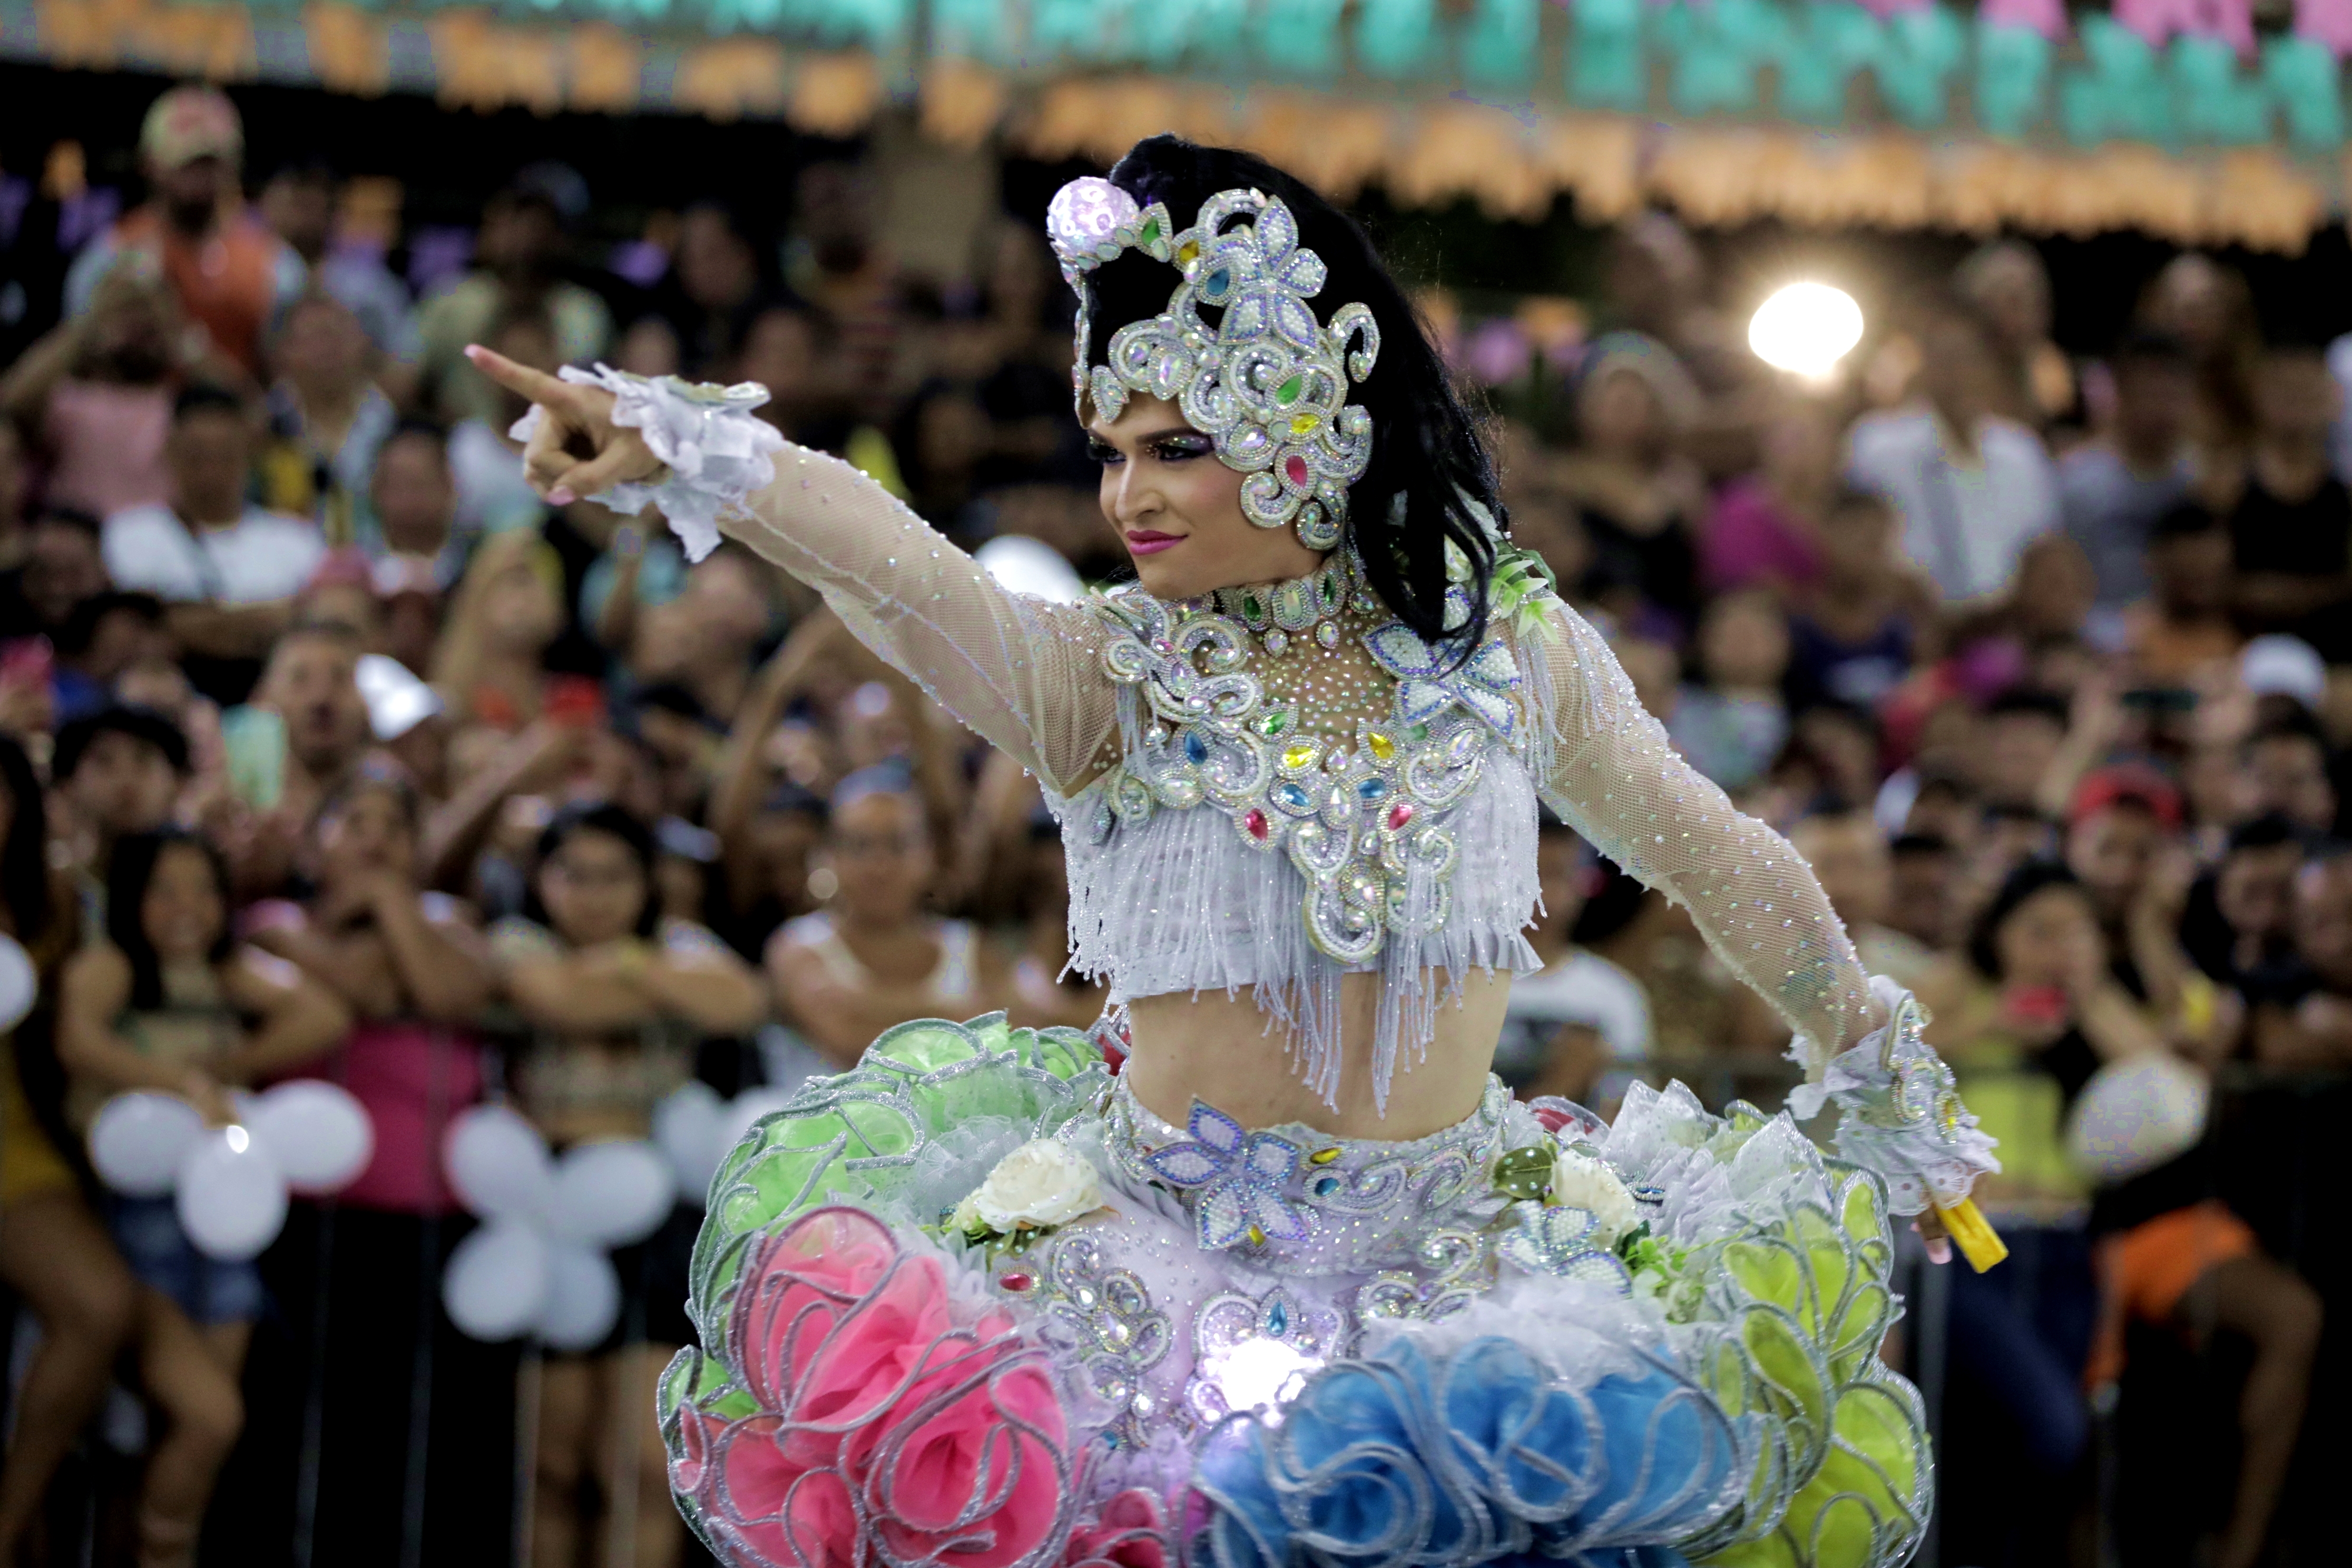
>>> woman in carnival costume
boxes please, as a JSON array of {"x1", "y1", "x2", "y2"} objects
[{"x1": 468, "y1": 136, "x2": 2002, "y2": 1568}]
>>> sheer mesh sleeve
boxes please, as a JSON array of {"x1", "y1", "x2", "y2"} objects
[
  {"x1": 1520, "y1": 599, "x2": 1878, "y2": 1076},
  {"x1": 725, "y1": 446, "x2": 1119, "y2": 796}
]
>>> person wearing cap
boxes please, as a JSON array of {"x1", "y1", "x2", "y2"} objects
[
  {"x1": 63, "y1": 85, "x2": 303, "y2": 379},
  {"x1": 414, "y1": 165, "x2": 611, "y2": 432}
]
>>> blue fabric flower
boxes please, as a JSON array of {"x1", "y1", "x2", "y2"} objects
[
  {"x1": 1144, "y1": 1101, "x2": 1312, "y2": 1250},
  {"x1": 1197, "y1": 1336, "x2": 1733, "y2": 1568}
]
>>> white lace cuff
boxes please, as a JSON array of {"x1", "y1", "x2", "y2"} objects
[
  {"x1": 508, "y1": 364, "x2": 785, "y2": 562},
  {"x1": 1786, "y1": 975, "x2": 2000, "y2": 1216}
]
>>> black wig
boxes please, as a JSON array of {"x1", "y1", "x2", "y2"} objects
[{"x1": 1086, "y1": 136, "x2": 1501, "y2": 656}]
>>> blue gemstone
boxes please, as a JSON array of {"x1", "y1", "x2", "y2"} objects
[
  {"x1": 1275, "y1": 782, "x2": 1312, "y2": 813},
  {"x1": 1184, "y1": 731, "x2": 1208, "y2": 764},
  {"x1": 1204, "y1": 267, "x2": 1232, "y2": 299},
  {"x1": 1356, "y1": 777, "x2": 1388, "y2": 802},
  {"x1": 1313, "y1": 1175, "x2": 1339, "y2": 1196},
  {"x1": 1266, "y1": 1300, "x2": 1288, "y2": 1337}
]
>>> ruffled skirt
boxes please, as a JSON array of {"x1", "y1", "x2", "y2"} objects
[{"x1": 659, "y1": 1015, "x2": 1929, "y2": 1568}]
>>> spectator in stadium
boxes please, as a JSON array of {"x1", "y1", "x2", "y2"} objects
[
  {"x1": 487, "y1": 802, "x2": 761, "y2": 1568},
  {"x1": 430, "y1": 529, "x2": 565, "y2": 729},
  {"x1": 62, "y1": 86, "x2": 301, "y2": 378},
  {"x1": 55, "y1": 827, "x2": 347, "y2": 1568},
  {"x1": 414, "y1": 165, "x2": 610, "y2": 431},
  {"x1": 1848, "y1": 290, "x2": 2059, "y2": 605},
  {"x1": 2121, "y1": 504, "x2": 2240, "y2": 685},
  {"x1": 766, "y1": 766, "x2": 1006, "y2": 1070},
  {"x1": 8, "y1": 506, "x2": 110, "y2": 641},
  {"x1": 2228, "y1": 344, "x2": 2352, "y2": 657},
  {"x1": 1493, "y1": 814, "x2": 1651, "y2": 1103},
  {"x1": 2061, "y1": 331, "x2": 2195, "y2": 624},
  {"x1": 101, "y1": 385, "x2": 328, "y2": 704},
  {"x1": 0, "y1": 736, "x2": 137, "y2": 1565},
  {"x1": 255, "y1": 159, "x2": 419, "y2": 381},
  {"x1": 1557, "y1": 331, "x2": 1706, "y2": 629},
  {"x1": 1665, "y1": 586, "x2": 1790, "y2": 791},
  {"x1": 1, "y1": 261, "x2": 220, "y2": 521},
  {"x1": 53, "y1": 704, "x2": 191, "y2": 914},
  {"x1": 238, "y1": 760, "x2": 498, "y2": 1555},
  {"x1": 259, "y1": 291, "x2": 395, "y2": 541},
  {"x1": 1700, "y1": 395, "x2": 1837, "y2": 597}
]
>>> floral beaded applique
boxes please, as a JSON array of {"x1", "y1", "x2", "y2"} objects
[{"x1": 1085, "y1": 553, "x2": 1533, "y2": 965}]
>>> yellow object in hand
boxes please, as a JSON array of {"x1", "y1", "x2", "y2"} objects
[{"x1": 1934, "y1": 1197, "x2": 2008, "y2": 1272}]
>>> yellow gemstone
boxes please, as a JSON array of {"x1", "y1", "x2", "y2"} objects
[
  {"x1": 1366, "y1": 730, "x2": 1395, "y2": 762},
  {"x1": 1176, "y1": 239, "x2": 1201, "y2": 267},
  {"x1": 1310, "y1": 1146, "x2": 1341, "y2": 1165},
  {"x1": 1282, "y1": 742, "x2": 1318, "y2": 770},
  {"x1": 1246, "y1": 1224, "x2": 1266, "y2": 1247},
  {"x1": 1288, "y1": 412, "x2": 1320, "y2": 436}
]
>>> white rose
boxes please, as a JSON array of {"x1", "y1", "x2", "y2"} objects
[
  {"x1": 949, "y1": 1192, "x2": 985, "y2": 1234},
  {"x1": 1548, "y1": 1149, "x2": 1639, "y2": 1249},
  {"x1": 971, "y1": 1140, "x2": 1104, "y2": 1232}
]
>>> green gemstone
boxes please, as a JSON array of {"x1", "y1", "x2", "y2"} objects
[
  {"x1": 1258, "y1": 710, "x2": 1288, "y2": 737},
  {"x1": 1139, "y1": 215, "x2": 1160, "y2": 245},
  {"x1": 1242, "y1": 593, "x2": 1262, "y2": 619},
  {"x1": 1276, "y1": 373, "x2": 1304, "y2": 405},
  {"x1": 1491, "y1": 1144, "x2": 1555, "y2": 1202}
]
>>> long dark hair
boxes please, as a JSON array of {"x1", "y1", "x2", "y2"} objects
[
  {"x1": 106, "y1": 829, "x2": 234, "y2": 1010},
  {"x1": 525, "y1": 800, "x2": 661, "y2": 942},
  {"x1": 0, "y1": 736, "x2": 54, "y2": 948},
  {"x1": 1087, "y1": 136, "x2": 1500, "y2": 655}
]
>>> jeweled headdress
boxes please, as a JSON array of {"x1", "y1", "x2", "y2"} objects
[{"x1": 1045, "y1": 176, "x2": 1379, "y2": 552}]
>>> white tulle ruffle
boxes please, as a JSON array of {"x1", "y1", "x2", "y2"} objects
[
  {"x1": 508, "y1": 364, "x2": 785, "y2": 562},
  {"x1": 1786, "y1": 975, "x2": 2000, "y2": 1214}
]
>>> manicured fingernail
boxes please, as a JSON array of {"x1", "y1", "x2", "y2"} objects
[
  {"x1": 464, "y1": 344, "x2": 483, "y2": 359},
  {"x1": 1925, "y1": 1237, "x2": 1952, "y2": 1266},
  {"x1": 548, "y1": 487, "x2": 575, "y2": 505}
]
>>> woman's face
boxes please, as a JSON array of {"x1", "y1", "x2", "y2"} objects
[
  {"x1": 824, "y1": 791, "x2": 934, "y2": 927},
  {"x1": 1994, "y1": 883, "x2": 2101, "y2": 992},
  {"x1": 537, "y1": 827, "x2": 648, "y2": 947},
  {"x1": 1088, "y1": 393, "x2": 1322, "y2": 599},
  {"x1": 318, "y1": 784, "x2": 416, "y2": 889},
  {"x1": 143, "y1": 842, "x2": 225, "y2": 965}
]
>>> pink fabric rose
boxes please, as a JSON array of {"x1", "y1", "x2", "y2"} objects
[{"x1": 673, "y1": 1207, "x2": 1075, "y2": 1568}]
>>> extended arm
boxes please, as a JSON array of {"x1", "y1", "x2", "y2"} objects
[
  {"x1": 471, "y1": 349, "x2": 1119, "y2": 795},
  {"x1": 1523, "y1": 599, "x2": 1997, "y2": 1222},
  {"x1": 1527, "y1": 600, "x2": 1877, "y2": 1071}
]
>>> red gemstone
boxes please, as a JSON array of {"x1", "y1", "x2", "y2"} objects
[
  {"x1": 998, "y1": 1271, "x2": 1034, "y2": 1293},
  {"x1": 1244, "y1": 807, "x2": 1269, "y2": 840},
  {"x1": 1284, "y1": 455, "x2": 1310, "y2": 488},
  {"x1": 1387, "y1": 801, "x2": 1415, "y2": 831}
]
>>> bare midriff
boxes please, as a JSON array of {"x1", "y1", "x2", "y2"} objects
[{"x1": 1120, "y1": 967, "x2": 1513, "y2": 1141}]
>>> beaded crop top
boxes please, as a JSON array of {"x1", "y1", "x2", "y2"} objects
[{"x1": 535, "y1": 369, "x2": 1881, "y2": 1118}]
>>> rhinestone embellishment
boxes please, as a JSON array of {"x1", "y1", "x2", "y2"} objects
[{"x1": 1092, "y1": 555, "x2": 1523, "y2": 965}]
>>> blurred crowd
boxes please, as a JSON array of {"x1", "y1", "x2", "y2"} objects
[{"x1": 0, "y1": 79, "x2": 2345, "y2": 1568}]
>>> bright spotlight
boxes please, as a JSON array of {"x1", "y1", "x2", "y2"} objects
[{"x1": 1748, "y1": 283, "x2": 1864, "y2": 379}]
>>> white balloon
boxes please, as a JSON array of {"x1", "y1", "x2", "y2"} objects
[
  {"x1": 88, "y1": 1093, "x2": 205, "y2": 1198},
  {"x1": 250, "y1": 1080, "x2": 376, "y2": 1194},
  {"x1": 0, "y1": 934, "x2": 35, "y2": 1034},
  {"x1": 175, "y1": 1128, "x2": 289, "y2": 1261},
  {"x1": 974, "y1": 535, "x2": 1084, "y2": 604},
  {"x1": 546, "y1": 1140, "x2": 674, "y2": 1249},
  {"x1": 444, "y1": 1105, "x2": 554, "y2": 1223},
  {"x1": 443, "y1": 1222, "x2": 552, "y2": 1341},
  {"x1": 2067, "y1": 1053, "x2": 2211, "y2": 1185},
  {"x1": 653, "y1": 1083, "x2": 727, "y2": 1209},
  {"x1": 537, "y1": 1243, "x2": 622, "y2": 1351}
]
